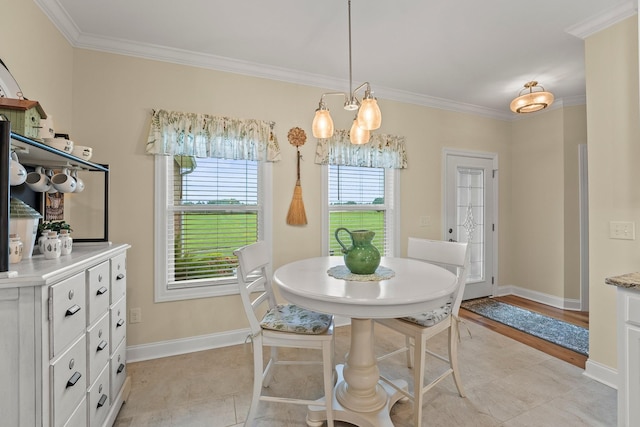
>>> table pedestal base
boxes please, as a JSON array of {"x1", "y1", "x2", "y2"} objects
[{"x1": 306, "y1": 365, "x2": 407, "y2": 427}]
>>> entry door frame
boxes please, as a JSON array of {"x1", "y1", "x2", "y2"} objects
[
  {"x1": 442, "y1": 148, "x2": 499, "y2": 297},
  {"x1": 578, "y1": 144, "x2": 589, "y2": 311}
]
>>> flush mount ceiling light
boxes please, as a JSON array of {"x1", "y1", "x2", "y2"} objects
[
  {"x1": 311, "y1": 0, "x2": 381, "y2": 144},
  {"x1": 510, "y1": 81, "x2": 554, "y2": 114}
]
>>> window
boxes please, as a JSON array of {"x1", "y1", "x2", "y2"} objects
[
  {"x1": 324, "y1": 165, "x2": 399, "y2": 256},
  {"x1": 154, "y1": 155, "x2": 272, "y2": 302}
]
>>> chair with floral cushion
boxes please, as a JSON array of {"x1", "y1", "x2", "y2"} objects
[
  {"x1": 234, "y1": 241, "x2": 335, "y2": 426},
  {"x1": 374, "y1": 237, "x2": 469, "y2": 427}
]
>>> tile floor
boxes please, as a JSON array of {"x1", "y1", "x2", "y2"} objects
[{"x1": 114, "y1": 320, "x2": 616, "y2": 426}]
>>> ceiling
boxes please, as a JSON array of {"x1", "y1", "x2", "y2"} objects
[{"x1": 35, "y1": 0, "x2": 637, "y2": 120}]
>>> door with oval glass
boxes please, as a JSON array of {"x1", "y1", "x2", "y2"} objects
[{"x1": 444, "y1": 150, "x2": 497, "y2": 299}]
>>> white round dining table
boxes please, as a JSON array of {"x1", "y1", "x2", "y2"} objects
[{"x1": 273, "y1": 256, "x2": 457, "y2": 427}]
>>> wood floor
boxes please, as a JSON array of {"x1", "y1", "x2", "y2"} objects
[{"x1": 459, "y1": 295, "x2": 589, "y2": 369}]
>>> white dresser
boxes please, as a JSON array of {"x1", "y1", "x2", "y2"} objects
[
  {"x1": 606, "y1": 272, "x2": 640, "y2": 427},
  {"x1": 0, "y1": 243, "x2": 130, "y2": 427}
]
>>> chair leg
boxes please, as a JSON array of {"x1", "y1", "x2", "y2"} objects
[
  {"x1": 264, "y1": 346, "x2": 277, "y2": 387},
  {"x1": 406, "y1": 335, "x2": 413, "y2": 368},
  {"x1": 449, "y1": 317, "x2": 466, "y2": 398},
  {"x1": 246, "y1": 338, "x2": 264, "y2": 426},
  {"x1": 413, "y1": 334, "x2": 426, "y2": 427},
  {"x1": 322, "y1": 341, "x2": 334, "y2": 427}
]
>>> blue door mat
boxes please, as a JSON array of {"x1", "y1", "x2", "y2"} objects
[{"x1": 461, "y1": 298, "x2": 588, "y2": 356}]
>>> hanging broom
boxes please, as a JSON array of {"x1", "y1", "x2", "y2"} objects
[{"x1": 286, "y1": 127, "x2": 308, "y2": 225}]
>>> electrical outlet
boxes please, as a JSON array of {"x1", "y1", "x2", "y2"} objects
[
  {"x1": 610, "y1": 221, "x2": 635, "y2": 240},
  {"x1": 129, "y1": 307, "x2": 142, "y2": 323},
  {"x1": 419, "y1": 216, "x2": 431, "y2": 227}
]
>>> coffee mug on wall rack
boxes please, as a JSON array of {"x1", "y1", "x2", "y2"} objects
[
  {"x1": 71, "y1": 170, "x2": 84, "y2": 193},
  {"x1": 51, "y1": 168, "x2": 77, "y2": 193},
  {"x1": 45, "y1": 170, "x2": 58, "y2": 193},
  {"x1": 25, "y1": 166, "x2": 52, "y2": 192},
  {"x1": 9, "y1": 151, "x2": 27, "y2": 186}
]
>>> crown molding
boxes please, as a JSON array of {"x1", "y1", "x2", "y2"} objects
[
  {"x1": 34, "y1": 0, "x2": 592, "y2": 122},
  {"x1": 566, "y1": 0, "x2": 638, "y2": 39},
  {"x1": 34, "y1": 0, "x2": 81, "y2": 43}
]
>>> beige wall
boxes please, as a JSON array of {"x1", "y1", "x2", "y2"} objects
[
  {"x1": 67, "y1": 50, "x2": 515, "y2": 345},
  {"x1": 585, "y1": 16, "x2": 640, "y2": 368},
  {"x1": 4, "y1": 0, "x2": 611, "y2": 369},
  {"x1": 509, "y1": 106, "x2": 586, "y2": 302},
  {"x1": 1, "y1": 0, "x2": 73, "y2": 130},
  {"x1": 511, "y1": 109, "x2": 566, "y2": 296}
]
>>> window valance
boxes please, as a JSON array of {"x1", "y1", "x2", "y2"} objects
[
  {"x1": 314, "y1": 130, "x2": 407, "y2": 169},
  {"x1": 146, "y1": 109, "x2": 281, "y2": 162}
]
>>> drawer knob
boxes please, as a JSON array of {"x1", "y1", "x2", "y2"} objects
[
  {"x1": 65, "y1": 304, "x2": 81, "y2": 317},
  {"x1": 68, "y1": 289, "x2": 74, "y2": 300},
  {"x1": 97, "y1": 286, "x2": 108, "y2": 295},
  {"x1": 117, "y1": 363, "x2": 125, "y2": 374},
  {"x1": 97, "y1": 340, "x2": 108, "y2": 351},
  {"x1": 66, "y1": 371, "x2": 81, "y2": 388},
  {"x1": 97, "y1": 394, "x2": 108, "y2": 408},
  {"x1": 116, "y1": 319, "x2": 125, "y2": 328},
  {"x1": 116, "y1": 273, "x2": 125, "y2": 280}
]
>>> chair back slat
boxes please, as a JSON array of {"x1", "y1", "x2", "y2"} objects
[
  {"x1": 234, "y1": 241, "x2": 276, "y2": 335},
  {"x1": 407, "y1": 237, "x2": 470, "y2": 315}
]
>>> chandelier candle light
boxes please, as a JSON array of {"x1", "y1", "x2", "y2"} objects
[
  {"x1": 312, "y1": 0, "x2": 382, "y2": 144},
  {"x1": 510, "y1": 81, "x2": 554, "y2": 113}
]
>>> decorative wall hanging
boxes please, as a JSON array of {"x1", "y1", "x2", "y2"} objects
[
  {"x1": 286, "y1": 127, "x2": 308, "y2": 225},
  {"x1": 0, "y1": 58, "x2": 24, "y2": 99}
]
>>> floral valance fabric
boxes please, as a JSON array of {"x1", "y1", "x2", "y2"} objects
[
  {"x1": 314, "y1": 130, "x2": 407, "y2": 169},
  {"x1": 146, "y1": 109, "x2": 281, "y2": 162}
]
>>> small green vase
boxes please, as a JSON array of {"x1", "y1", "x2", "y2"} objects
[{"x1": 335, "y1": 227, "x2": 381, "y2": 275}]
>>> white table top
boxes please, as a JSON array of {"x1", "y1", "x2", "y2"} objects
[{"x1": 273, "y1": 256, "x2": 457, "y2": 319}]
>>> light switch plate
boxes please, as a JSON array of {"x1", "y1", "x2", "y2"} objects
[{"x1": 610, "y1": 221, "x2": 635, "y2": 240}]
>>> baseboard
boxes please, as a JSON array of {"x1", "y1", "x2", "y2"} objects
[
  {"x1": 126, "y1": 328, "x2": 250, "y2": 363},
  {"x1": 495, "y1": 285, "x2": 582, "y2": 311},
  {"x1": 584, "y1": 358, "x2": 618, "y2": 390}
]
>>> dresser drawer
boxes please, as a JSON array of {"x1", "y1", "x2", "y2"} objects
[
  {"x1": 110, "y1": 253, "x2": 127, "y2": 305},
  {"x1": 110, "y1": 296, "x2": 126, "y2": 350},
  {"x1": 63, "y1": 398, "x2": 87, "y2": 427},
  {"x1": 50, "y1": 272, "x2": 86, "y2": 358},
  {"x1": 110, "y1": 339, "x2": 127, "y2": 399},
  {"x1": 51, "y1": 335, "x2": 87, "y2": 427},
  {"x1": 87, "y1": 261, "x2": 110, "y2": 325},
  {"x1": 87, "y1": 312, "x2": 110, "y2": 386},
  {"x1": 88, "y1": 364, "x2": 111, "y2": 427}
]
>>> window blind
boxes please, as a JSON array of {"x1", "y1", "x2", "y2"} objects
[
  {"x1": 167, "y1": 157, "x2": 259, "y2": 287},
  {"x1": 328, "y1": 165, "x2": 388, "y2": 256}
]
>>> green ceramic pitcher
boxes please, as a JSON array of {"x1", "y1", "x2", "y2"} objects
[{"x1": 335, "y1": 227, "x2": 381, "y2": 275}]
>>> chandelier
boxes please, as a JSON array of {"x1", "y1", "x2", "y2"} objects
[
  {"x1": 510, "y1": 81, "x2": 554, "y2": 114},
  {"x1": 311, "y1": 0, "x2": 381, "y2": 144}
]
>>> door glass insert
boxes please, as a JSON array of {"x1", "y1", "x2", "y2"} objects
[{"x1": 457, "y1": 167, "x2": 484, "y2": 282}]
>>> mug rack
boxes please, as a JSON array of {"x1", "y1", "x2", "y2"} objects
[{"x1": 1, "y1": 120, "x2": 110, "y2": 272}]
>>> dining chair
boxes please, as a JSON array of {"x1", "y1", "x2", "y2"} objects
[
  {"x1": 375, "y1": 237, "x2": 470, "y2": 427},
  {"x1": 234, "y1": 241, "x2": 335, "y2": 427}
]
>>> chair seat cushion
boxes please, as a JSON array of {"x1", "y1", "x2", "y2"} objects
[
  {"x1": 260, "y1": 304, "x2": 332, "y2": 334},
  {"x1": 401, "y1": 301, "x2": 452, "y2": 327}
]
